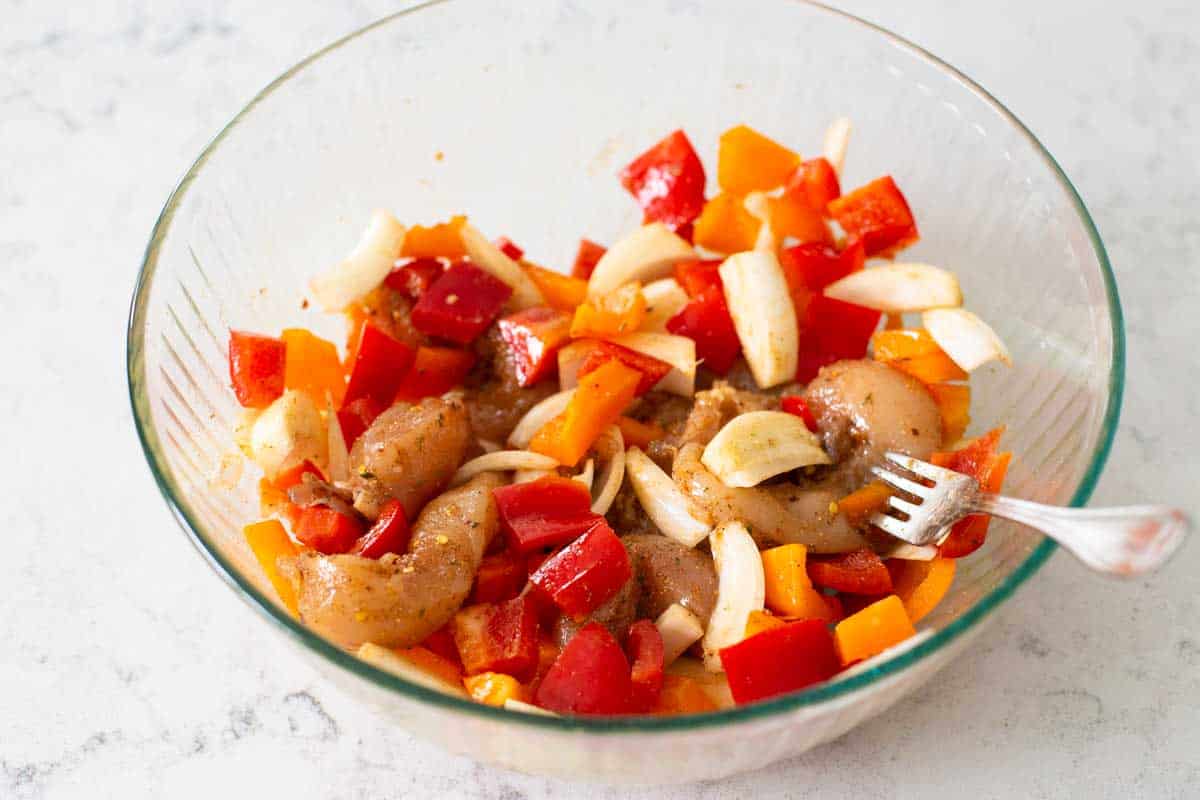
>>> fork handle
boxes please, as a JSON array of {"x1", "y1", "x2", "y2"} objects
[{"x1": 974, "y1": 494, "x2": 1190, "y2": 576}]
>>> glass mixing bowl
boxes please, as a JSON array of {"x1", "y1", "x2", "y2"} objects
[{"x1": 127, "y1": 0, "x2": 1123, "y2": 784}]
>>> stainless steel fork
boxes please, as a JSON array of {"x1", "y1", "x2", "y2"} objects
[{"x1": 870, "y1": 452, "x2": 1191, "y2": 576}]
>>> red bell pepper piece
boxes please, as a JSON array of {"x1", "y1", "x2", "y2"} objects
[
  {"x1": 666, "y1": 285, "x2": 741, "y2": 375},
  {"x1": 351, "y1": 499, "x2": 410, "y2": 559},
  {"x1": 392, "y1": 346, "x2": 475, "y2": 403},
  {"x1": 779, "y1": 239, "x2": 863, "y2": 297},
  {"x1": 529, "y1": 520, "x2": 632, "y2": 620},
  {"x1": 780, "y1": 395, "x2": 819, "y2": 433},
  {"x1": 493, "y1": 476, "x2": 600, "y2": 555},
  {"x1": 807, "y1": 548, "x2": 893, "y2": 595},
  {"x1": 384, "y1": 257, "x2": 444, "y2": 300},
  {"x1": 494, "y1": 236, "x2": 524, "y2": 260},
  {"x1": 271, "y1": 459, "x2": 324, "y2": 492},
  {"x1": 452, "y1": 596, "x2": 540, "y2": 681},
  {"x1": 626, "y1": 620, "x2": 665, "y2": 712},
  {"x1": 719, "y1": 619, "x2": 840, "y2": 705},
  {"x1": 228, "y1": 330, "x2": 286, "y2": 408},
  {"x1": 619, "y1": 129, "x2": 707, "y2": 233},
  {"x1": 469, "y1": 549, "x2": 529, "y2": 605},
  {"x1": 828, "y1": 176, "x2": 919, "y2": 256},
  {"x1": 411, "y1": 261, "x2": 513, "y2": 344},
  {"x1": 931, "y1": 428, "x2": 1011, "y2": 558},
  {"x1": 534, "y1": 622, "x2": 633, "y2": 715},
  {"x1": 497, "y1": 307, "x2": 573, "y2": 387},
  {"x1": 420, "y1": 624, "x2": 463, "y2": 669},
  {"x1": 571, "y1": 238, "x2": 607, "y2": 280},
  {"x1": 785, "y1": 157, "x2": 841, "y2": 215},
  {"x1": 343, "y1": 321, "x2": 416, "y2": 408},
  {"x1": 294, "y1": 505, "x2": 365, "y2": 555},
  {"x1": 336, "y1": 396, "x2": 383, "y2": 450},
  {"x1": 673, "y1": 259, "x2": 724, "y2": 298},
  {"x1": 576, "y1": 340, "x2": 672, "y2": 396}
]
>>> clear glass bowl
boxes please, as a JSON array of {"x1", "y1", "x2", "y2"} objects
[{"x1": 127, "y1": 0, "x2": 1123, "y2": 784}]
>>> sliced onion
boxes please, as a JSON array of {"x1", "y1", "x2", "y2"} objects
[
  {"x1": 655, "y1": 603, "x2": 705, "y2": 667},
  {"x1": 587, "y1": 223, "x2": 695, "y2": 297},
  {"x1": 743, "y1": 191, "x2": 776, "y2": 252},
  {"x1": 823, "y1": 117, "x2": 852, "y2": 176},
  {"x1": 703, "y1": 521, "x2": 766, "y2": 671},
  {"x1": 513, "y1": 469, "x2": 554, "y2": 484},
  {"x1": 590, "y1": 427, "x2": 625, "y2": 515},
  {"x1": 922, "y1": 308, "x2": 1012, "y2": 371},
  {"x1": 233, "y1": 408, "x2": 260, "y2": 456},
  {"x1": 608, "y1": 332, "x2": 697, "y2": 397},
  {"x1": 641, "y1": 277, "x2": 690, "y2": 333},
  {"x1": 459, "y1": 223, "x2": 544, "y2": 309},
  {"x1": 326, "y1": 399, "x2": 350, "y2": 483},
  {"x1": 451, "y1": 450, "x2": 559, "y2": 486},
  {"x1": 476, "y1": 438, "x2": 502, "y2": 453},
  {"x1": 507, "y1": 389, "x2": 574, "y2": 448},
  {"x1": 870, "y1": 536, "x2": 937, "y2": 561},
  {"x1": 701, "y1": 411, "x2": 831, "y2": 488},
  {"x1": 250, "y1": 389, "x2": 328, "y2": 478},
  {"x1": 310, "y1": 210, "x2": 406, "y2": 312},
  {"x1": 503, "y1": 698, "x2": 558, "y2": 716},
  {"x1": 824, "y1": 263, "x2": 962, "y2": 313},
  {"x1": 625, "y1": 447, "x2": 711, "y2": 547},
  {"x1": 357, "y1": 643, "x2": 468, "y2": 697},
  {"x1": 574, "y1": 459, "x2": 595, "y2": 492},
  {"x1": 719, "y1": 251, "x2": 798, "y2": 389}
]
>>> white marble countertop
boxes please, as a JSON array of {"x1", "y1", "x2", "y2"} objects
[{"x1": 3, "y1": 1, "x2": 1198, "y2": 797}]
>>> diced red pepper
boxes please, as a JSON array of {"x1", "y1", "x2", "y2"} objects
[
  {"x1": 807, "y1": 548, "x2": 893, "y2": 595},
  {"x1": 384, "y1": 257, "x2": 444, "y2": 300},
  {"x1": 343, "y1": 321, "x2": 416, "y2": 408},
  {"x1": 351, "y1": 499, "x2": 410, "y2": 559},
  {"x1": 673, "y1": 259, "x2": 724, "y2": 298},
  {"x1": 780, "y1": 395, "x2": 819, "y2": 432},
  {"x1": 271, "y1": 459, "x2": 324, "y2": 493},
  {"x1": 336, "y1": 395, "x2": 383, "y2": 450},
  {"x1": 469, "y1": 549, "x2": 529, "y2": 605},
  {"x1": 294, "y1": 505, "x2": 365, "y2": 555},
  {"x1": 828, "y1": 176, "x2": 919, "y2": 256},
  {"x1": 529, "y1": 520, "x2": 632, "y2": 620},
  {"x1": 228, "y1": 330, "x2": 286, "y2": 408},
  {"x1": 452, "y1": 596, "x2": 540, "y2": 682},
  {"x1": 576, "y1": 340, "x2": 672, "y2": 396},
  {"x1": 779, "y1": 239, "x2": 863, "y2": 298},
  {"x1": 497, "y1": 307, "x2": 573, "y2": 387},
  {"x1": 619, "y1": 129, "x2": 707, "y2": 233},
  {"x1": 719, "y1": 619, "x2": 840, "y2": 705},
  {"x1": 420, "y1": 624, "x2": 463, "y2": 669},
  {"x1": 411, "y1": 261, "x2": 513, "y2": 344},
  {"x1": 494, "y1": 236, "x2": 524, "y2": 260},
  {"x1": 493, "y1": 476, "x2": 600, "y2": 555},
  {"x1": 392, "y1": 346, "x2": 475, "y2": 403},
  {"x1": 534, "y1": 622, "x2": 633, "y2": 715},
  {"x1": 785, "y1": 157, "x2": 841, "y2": 215},
  {"x1": 931, "y1": 428, "x2": 1011, "y2": 558},
  {"x1": 571, "y1": 238, "x2": 607, "y2": 280},
  {"x1": 626, "y1": 620, "x2": 665, "y2": 712},
  {"x1": 666, "y1": 285, "x2": 741, "y2": 374}
]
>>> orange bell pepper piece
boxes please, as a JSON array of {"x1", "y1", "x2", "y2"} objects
[
  {"x1": 760, "y1": 544, "x2": 838, "y2": 622},
  {"x1": 529, "y1": 360, "x2": 640, "y2": 467},
  {"x1": 653, "y1": 674, "x2": 719, "y2": 715},
  {"x1": 693, "y1": 193, "x2": 761, "y2": 254},
  {"x1": 871, "y1": 328, "x2": 968, "y2": 384},
  {"x1": 833, "y1": 595, "x2": 916, "y2": 666},
  {"x1": 393, "y1": 645, "x2": 465, "y2": 689},
  {"x1": 744, "y1": 609, "x2": 787, "y2": 639},
  {"x1": 524, "y1": 263, "x2": 589, "y2": 312},
  {"x1": 717, "y1": 125, "x2": 801, "y2": 195},
  {"x1": 281, "y1": 328, "x2": 346, "y2": 406},
  {"x1": 768, "y1": 192, "x2": 832, "y2": 245},
  {"x1": 615, "y1": 416, "x2": 665, "y2": 451},
  {"x1": 889, "y1": 556, "x2": 956, "y2": 623},
  {"x1": 463, "y1": 671, "x2": 529, "y2": 707},
  {"x1": 835, "y1": 482, "x2": 893, "y2": 526},
  {"x1": 243, "y1": 520, "x2": 300, "y2": 616},
  {"x1": 569, "y1": 282, "x2": 646, "y2": 339},
  {"x1": 401, "y1": 215, "x2": 467, "y2": 259},
  {"x1": 926, "y1": 382, "x2": 971, "y2": 444}
]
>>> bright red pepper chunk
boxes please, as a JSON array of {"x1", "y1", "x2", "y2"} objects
[
  {"x1": 571, "y1": 238, "x2": 607, "y2": 280},
  {"x1": 452, "y1": 596, "x2": 540, "y2": 681},
  {"x1": 719, "y1": 619, "x2": 841, "y2": 705},
  {"x1": 469, "y1": 549, "x2": 529, "y2": 605},
  {"x1": 494, "y1": 236, "x2": 524, "y2": 260},
  {"x1": 493, "y1": 476, "x2": 600, "y2": 555},
  {"x1": 336, "y1": 395, "x2": 384, "y2": 450},
  {"x1": 786, "y1": 157, "x2": 841, "y2": 215},
  {"x1": 576, "y1": 340, "x2": 672, "y2": 396},
  {"x1": 619, "y1": 129, "x2": 707, "y2": 233},
  {"x1": 294, "y1": 505, "x2": 365, "y2": 555},
  {"x1": 420, "y1": 624, "x2": 462, "y2": 669},
  {"x1": 931, "y1": 428, "x2": 1011, "y2": 558},
  {"x1": 392, "y1": 346, "x2": 475, "y2": 403},
  {"x1": 384, "y1": 257, "x2": 444, "y2": 300},
  {"x1": 780, "y1": 395, "x2": 819, "y2": 433},
  {"x1": 828, "y1": 176, "x2": 919, "y2": 256},
  {"x1": 228, "y1": 330, "x2": 286, "y2": 408},
  {"x1": 534, "y1": 622, "x2": 633, "y2": 715},
  {"x1": 351, "y1": 499, "x2": 410, "y2": 559},
  {"x1": 626, "y1": 620, "x2": 665, "y2": 712},
  {"x1": 497, "y1": 307, "x2": 573, "y2": 387},
  {"x1": 666, "y1": 284, "x2": 741, "y2": 375},
  {"x1": 343, "y1": 321, "x2": 416, "y2": 408},
  {"x1": 411, "y1": 261, "x2": 513, "y2": 344},
  {"x1": 529, "y1": 520, "x2": 632, "y2": 620},
  {"x1": 673, "y1": 259, "x2": 724, "y2": 298},
  {"x1": 807, "y1": 548, "x2": 893, "y2": 595}
]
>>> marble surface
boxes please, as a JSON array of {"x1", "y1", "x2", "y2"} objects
[{"x1": 3, "y1": 1, "x2": 1198, "y2": 797}]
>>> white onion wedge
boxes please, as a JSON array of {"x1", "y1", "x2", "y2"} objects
[
  {"x1": 743, "y1": 192, "x2": 776, "y2": 252},
  {"x1": 250, "y1": 390, "x2": 328, "y2": 478},
  {"x1": 357, "y1": 643, "x2": 468, "y2": 697},
  {"x1": 476, "y1": 438, "x2": 502, "y2": 454},
  {"x1": 587, "y1": 223, "x2": 695, "y2": 297},
  {"x1": 641, "y1": 278, "x2": 690, "y2": 333},
  {"x1": 655, "y1": 603, "x2": 705, "y2": 667},
  {"x1": 459, "y1": 223, "x2": 544, "y2": 310},
  {"x1": 719, "y1": 251, "x2": 798, "y2": 388},
  {"x1": 701, "y1": 411, "x2": 831, "y2": 488},
  {"x1": 824, "y1": 263, "x2": 962, "y2": 313},
  {"x1": 451, "y1": 451, "x2": 559, "y2": 486},
  {"x1": 513, "y1": 469, "x2": 554, "y2": 484},
  {"x1": 625, "y1": 447, "x2": 711, "y2": 547},
  {"x1": 870, "y1": 537, "x2": 937, "y2": 561},
  {"x1": 326, "y1": 399, "x2": 350, "y2": 483},
  {"x1": 574, "y1": 459, "x2": 595, "y2": 491},
  {"x1": 503, "y1": 699, "x2": 558, "y2": 716},
  {"x1": 922, "y1": 308, "x2": 1012, "y2": 371},
  {"x1": 507, "y1": 389, "x2": 574, "y2": 448},
  {"x1": 823, "y1": 117, "x2": 852, "y2": 176},
  {"x1": 609, "y1": 332, "x2": 697, "y2": 397},
  {"x1": 703, "y1": 521, "x2": 766, "y2": 671},
  {"x1": 310, "y1": 210, "x2": 406, "y2": 312},
  {"x1": 590, "y1": 427, "x2": 625, "y2": 515}
]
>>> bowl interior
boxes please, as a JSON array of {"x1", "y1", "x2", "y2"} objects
[{"x1": 129, "y1": 0, "x2": 1120, "y2": 734}]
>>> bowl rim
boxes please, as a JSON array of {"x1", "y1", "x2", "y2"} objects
[{"x1": 126, "y1": 0, "x2": 1125, "y2": 733}]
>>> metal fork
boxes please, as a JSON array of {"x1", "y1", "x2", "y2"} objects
[{"x1": 870, "y1": 452, "x2": 1191, "y2": 576}]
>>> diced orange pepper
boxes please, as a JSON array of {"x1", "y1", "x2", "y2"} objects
[
  {"x1": 884, "y1": 312, "x2": 906, "y2": 330},
  {"x1": 927, "y1": 383, "x2": 971, "y2": 444},
  {"x1": 463, "y1": 671, "x2": 529, "y2": 707},
  {"x1": 693, "y1": 193, "x2": 761, "y2": 254},
  {"x1": 717, "y1": 125, "x2": 801, "y2": 195},
  {"x1": 569, "y1": 283, "x2": 646, "y2": 339},
  {"x1": 393, "y1": 645, "x2": 465, "y2": 689},
  {"x1": 652, "y1": 674, "x2": 719, "y2": 715},
  {"x1": 258, "y1": 478, "x2": 291, "y2": 520},
  {"x1": 889, "y1": 556, "x2": 956, "y2": 623},
  {"x1": 760, "y1": 544, "x2": 837, "y2": 622},
  {"x1": 768, "y1": 192, "x2": 832, "y2": 245},
  {"x1": 744, "y1": 609, "x2": 787, "y2": 639},
  {"x1": 833, "y1": 595, "x2": 916, "y2": 666},
  {"x1": 524, "y1": 263, "x2": 589, "y2": 312},
  {"x1": 243, "y1": 520, "x2": 300, "y2": 616},
  {"x1": 836, "y1": 482, "x2": 893, "y2": 526},
  {"x1": 529, "y1": 360, "x2": 641, "y2": 466},
  {"x1": 615, "y1": 416, "x2": 666, "y2": 451},
  {"x1": 401, "y1": 215, "x2": 467, "y2": 258},
  {"x1": 872, "y1": 329, "x2": 968, "y2": 384},
  {"x1": 281, "y1": 328, "x2": 346, "y2": 406}
]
